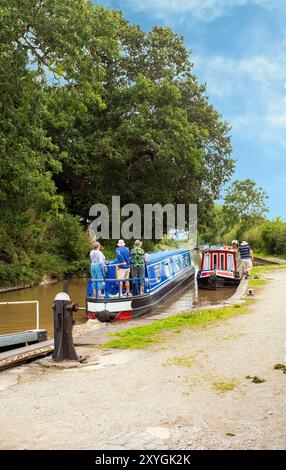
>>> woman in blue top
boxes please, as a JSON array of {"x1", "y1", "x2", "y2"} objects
[{"x1": 90, "y1": 241, "x2": 106, "y2": 297}]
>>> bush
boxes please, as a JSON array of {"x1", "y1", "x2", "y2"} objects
[
  {"x1": 31, "y1": 252, "x2": 66, "y2": 279},
  {"x1": 260, "y1": 218, "x2": 285, "y2": 255},
  {"x1": 243, "y1": 223, "x2": 264, "y2": 251},
  {"x1": 0, "y1": 259, "x2": 35, "y2": 287},
  {"x1": 0, "y1": 213, "x2": 92, "y2": 287},
  {"x1": 44, "y1": 213, "x2": 91, "y2": 262}
]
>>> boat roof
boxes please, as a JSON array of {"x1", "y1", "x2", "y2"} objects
[
  {"x1": 202, "y1": 247, "x2": 236, "y2": 254},
  {"x1": 145, "y1": 249, "x2": 189, "y2": 265}
]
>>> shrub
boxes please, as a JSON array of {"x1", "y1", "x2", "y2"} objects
[{"x1": 44, "y1": 213, "x2": 91, "y2": 262}]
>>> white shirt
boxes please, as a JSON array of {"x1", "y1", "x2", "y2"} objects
[{"x1": 90, "y1": 250, "x2": 105, "y2": 265}]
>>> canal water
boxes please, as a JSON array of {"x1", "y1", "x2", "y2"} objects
[{"x1": 0, "y1": 253, "x2": 236, "y2": 337}]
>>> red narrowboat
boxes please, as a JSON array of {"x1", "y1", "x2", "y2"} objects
[{"x1": 197, "y1": 247, "x2": 242, "y2": 289}]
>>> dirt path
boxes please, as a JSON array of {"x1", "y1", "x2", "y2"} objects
[{"x1": 0, "y1": 271, "x2": 286, "y2": 450}]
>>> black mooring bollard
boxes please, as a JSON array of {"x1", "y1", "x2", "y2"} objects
[{"x1": 52, "y1": 292, "x2": 79, "y2": 362}]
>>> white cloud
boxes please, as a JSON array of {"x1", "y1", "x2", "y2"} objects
[
  {"x1": 193, "y1": 50, "x2": 286, "y2": 153},
  {"x1": 119, "y1": 0, "x2": 277, "y2": 21}
]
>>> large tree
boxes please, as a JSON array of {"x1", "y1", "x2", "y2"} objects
[
  {"x1": 223, "y1": 179, "x2": 268, "y2": 229},
  {"x1": 47, "y1": 21, "x2": 234, "y2": 229}
]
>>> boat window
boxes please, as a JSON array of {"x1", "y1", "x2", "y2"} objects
[
  {"x1": 183, "y1": 254, "x2": 189, "y2": 267},
  {"x1": 228, "y1": 254, "x2": 234, "y2": 271},
  {"x1": 220, "y1": 253, "x2": 225, "y2": 270},
  {"x1": 173, "y1": 257, "x2": 180, "y2": 273},
  {"x1": 164, "y1": 261, "x2": 171, "y2": 277},
  {"x1": 213, "y1": 253, "x2": 218, "y2": 269},
  {"x1": 203, "y1": 254, "x2": 210, "y2": 270},
  {"x1": 154, "y1": 265, "x2": 161, "y2": 282}
]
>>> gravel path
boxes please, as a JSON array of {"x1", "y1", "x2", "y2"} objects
[{"x1": 0, "y1": 271, "x2": 286, "y2": 450}]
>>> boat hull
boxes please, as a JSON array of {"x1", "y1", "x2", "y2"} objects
[
  {"x1": 86, "y1": 265, "x2": 195, "y2": 322},
  {"x1": 197, "y1": 272, "x2": 241, "y2": 290}
]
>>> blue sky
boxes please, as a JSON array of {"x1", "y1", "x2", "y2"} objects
[{"x1": 95, "y1": 0, "x2": 286, "y2": 218}]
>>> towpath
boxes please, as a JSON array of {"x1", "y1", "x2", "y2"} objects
[{"x1": 0, "y1": 270, "x2": 285, "y2": 450}]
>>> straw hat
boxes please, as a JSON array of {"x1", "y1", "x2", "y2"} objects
[{"x1": 134, "y1": 239, "x2": 142, "y2": 246}]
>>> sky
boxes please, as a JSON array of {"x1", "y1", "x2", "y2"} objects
[{"x1": 95, "y1": 0, "x2": 286, "y2": 218}]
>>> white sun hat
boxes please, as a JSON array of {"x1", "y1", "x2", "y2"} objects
[{"x1": 117, "y1": 239, "x2": 125, "y2": 247}]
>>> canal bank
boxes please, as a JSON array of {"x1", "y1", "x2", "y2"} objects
[{"x1": 0, "y1": 268, "x2": 285, "y2": 449}]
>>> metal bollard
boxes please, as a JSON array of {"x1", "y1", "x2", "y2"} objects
[
  {"x1": 52, "y1": 292, "x2": 79, "y2": 362},
  {"x1": 247, "y1": 288, "x2": 254, "y2": 297}
]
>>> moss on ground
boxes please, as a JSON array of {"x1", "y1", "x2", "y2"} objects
[
  {"x1": 166, "y1": 355, "x2": 196, "y2": 367},
  {"x1": 212, "y1": 379, "x2": 239, "y2": 393},
  {"x1": 102, "y1": 303, "x2": 251, "y2": 350}
]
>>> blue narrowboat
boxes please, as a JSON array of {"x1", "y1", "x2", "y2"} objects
[{"x1": 86, "y1": 249, "x2": 195, "y2": 322}]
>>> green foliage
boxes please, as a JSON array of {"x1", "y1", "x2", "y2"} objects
[
  {"x1": 46, "y1": 15, "x2": 234, "y2": 225},
  {"x1": 45, "y1": 214, "x2": 91, "y2": 261},
  {"x1": 223, "y1": 179, "x2": 268, "y2": 231},
  {"x1": 260, "y1": 218, "x2": 286, "y2": 255},
  {"x1": 242, "y1": 218, "x2": 286, "y2": 256},
  {"x1": 243, "y1": 223, "x2": 264, "y2": 251}
]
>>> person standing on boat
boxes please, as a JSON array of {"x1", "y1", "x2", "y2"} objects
[
  {"x1": 238, "y1": 241, "x2": 253, "y2": 278},
  {"x1": 90, "y1": 241, "x2": 106, "y2": 297},
  {"x1": 131, "y1": 240, "x2": 146, "y2": 295},
  {"x1": 116, "y1": 240, "x2": 131, "y2": 296},
  {"x1": 232, "y1": 240, "x2": 239, "y2": 250}
]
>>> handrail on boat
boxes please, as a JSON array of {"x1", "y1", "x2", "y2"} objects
[
  {"x1": 0, "y1": 300, "x2": 40, "y2": 330},
  {"x1": 89, "y1": 277, "x2": 147, "y2": 299}
]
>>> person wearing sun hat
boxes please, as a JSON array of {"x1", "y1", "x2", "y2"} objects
[
  {"x1": 116, "y1": 239, "x2": 131, "y2": 296},
  {"x1": 238, "y1": 241, "x2": 253, "y2": 278}
]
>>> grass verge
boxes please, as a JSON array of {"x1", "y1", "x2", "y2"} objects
[
  {"x1": 251, "y1": 264, "x2": 286, "y2": 278},
  {"x1": 254, "y1": 251, "x2": 286, "y2": 261},
  {"x1": 249, "y1": 278, "x2": 268, "y2": 287},
  {"x1": 249, "y1": 263, "x2": 286, "y2": 288},
  {"x1": 102, "y1": 303, "x2": 251, "y2": 350}
]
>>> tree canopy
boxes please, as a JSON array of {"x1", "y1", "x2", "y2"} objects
[
  {"x1": 223, "y1": 179, "x2": 268, "y2": 226},
  {"x1": 0, "y1": 0, "x2": 234, "y2": 285}
]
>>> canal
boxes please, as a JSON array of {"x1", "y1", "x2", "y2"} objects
[{"x1": 0, "y1": 253, "x2": 236, "y2": 337}]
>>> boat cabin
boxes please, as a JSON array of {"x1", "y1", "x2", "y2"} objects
[
  {"x1": 197, "y1": 247, "x2": 241, "y2": 289},
  {"x1": 201, "y1": 248, "x2": 238, "y2": 272}
]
